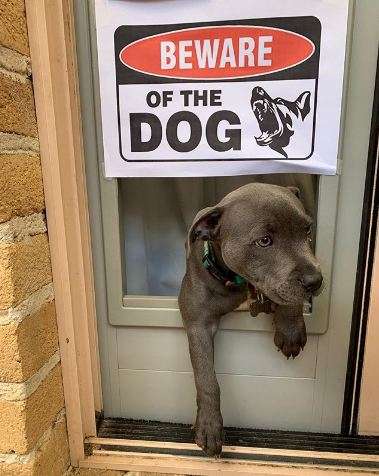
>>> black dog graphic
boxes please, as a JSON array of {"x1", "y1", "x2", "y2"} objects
[{"x1": 251, "y1": 86, "x2": 311, "y2": 158}]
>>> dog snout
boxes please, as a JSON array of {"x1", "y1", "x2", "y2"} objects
[{"x1": 300, "y1": 272, "x2": 323, "y2": 294}]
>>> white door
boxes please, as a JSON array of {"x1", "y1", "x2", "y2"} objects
[{"x1": 74, "y1": 0, "x2": 379, "y2": 433}]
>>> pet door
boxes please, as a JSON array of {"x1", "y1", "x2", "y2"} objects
[{"x1": 100, "y1": 173, "x2": 337, "y2": 333}]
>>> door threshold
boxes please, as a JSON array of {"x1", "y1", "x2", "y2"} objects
[
  {"x1": 80, "y1": 418, "x2": 379, "y2": 476},
  {"x1": 81, "y1": 418, "x2": 379, "y2": 474},
  {"x1": 93, "y1": 417, "x2": 379, "y2": 457}
]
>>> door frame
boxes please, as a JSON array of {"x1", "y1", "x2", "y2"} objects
[
  {"x1": 77, "y1": 0, "x2": 371, "y2": 432},
  {"x1": 355, "y1": 48, "x2": 379, "y2": 434},
  {"x1": 25, "y1": 0, "x2": 379, "y2": 473}
]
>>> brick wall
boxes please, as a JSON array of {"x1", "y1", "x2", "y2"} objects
[
  {"x1": 0, "y1": 2, "x2": 130, "y2": 475},
  {"x1": 0, "y1": 0, "x2": 70, "y2": 474}
]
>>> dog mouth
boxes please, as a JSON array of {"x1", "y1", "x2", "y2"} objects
[
  {"x1": 275, "y1": 283, "x2": 324, "y2": 306},
  {"x1": 252, "y1": 99, "x2": 282, "y2": 145},
  {"x1": 311, "y1": 279, "x2": 326, "y2": 298},
  {"x1": 268, "y1": 289, "x2": 301, "y2": 306},
  {"x1": 251, "y1": 87, "x2": 296, "y2": 149},
  {"x1": 254, "y1": 280, "x2": 325, "y2": 307},
  {"x1": 245, "y1": 280, "x2": 299, "y2": 306}
]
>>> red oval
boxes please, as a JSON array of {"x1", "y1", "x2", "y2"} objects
[{"x1": 119, "y1": 25, "x2": 315, "y2": 80}]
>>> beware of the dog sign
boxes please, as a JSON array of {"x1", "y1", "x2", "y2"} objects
[{"x1": 95, "y1": 0, "x2": 349, "y2": 177}]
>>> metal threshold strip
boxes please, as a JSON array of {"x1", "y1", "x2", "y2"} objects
[{"x1": 82, "y1": 417, "x2": 379, "y2": 472}]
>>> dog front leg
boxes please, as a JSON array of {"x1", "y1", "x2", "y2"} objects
[
  {"x1": 273, "y1": 304, "x2": 307, "y2": 358},
  {"x1": 186, "y1": 322, "x2": 223, "y2": 457}
]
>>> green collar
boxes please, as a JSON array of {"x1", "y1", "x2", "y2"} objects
[{"x1": 202, "y1": 241, "x2": 247, "y2": 287}]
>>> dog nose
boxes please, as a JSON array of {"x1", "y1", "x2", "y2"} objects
[{"x1": 301, "y1": 272, "x2": 323, "y2": 293}]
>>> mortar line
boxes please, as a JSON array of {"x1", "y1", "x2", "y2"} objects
[
  {"x1": 0, "y1": 66, "x2": 29, "y2": 83},
  {"x1": 0, "y1": 149, "x2": 39, "y2": 156},
  {"x1": 0, "y1": 45, "x2": 31, "y2": 76},
  {"x1": 0, "y1": 131, "x2": 40, "y2": 155},
  {"x1": 0, "y1": 350, "x2": 61, "y2": 401},
  {"x1": 0, "y1": 282, "x2": 54, "y2": 326},
  {"x1": 0, "y1": 212, "x2": 46, "y2": 244}
]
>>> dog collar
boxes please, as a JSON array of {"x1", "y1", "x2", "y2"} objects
[
  {"x1": 202, "y1": 241, "x2": 247, "y2": 288},
  {"x1": 201, "y1": 241, "x2": 272, "y2": 316}
]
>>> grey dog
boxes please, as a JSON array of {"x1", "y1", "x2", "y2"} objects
[{"x1": 179, "y1": 183, "x2": 323, "y2": 456}]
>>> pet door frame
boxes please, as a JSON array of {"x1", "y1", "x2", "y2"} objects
[
  {"x1": 100, "y1": 165, "x2": 336, "y2": 333},
  {"x1": 26, "y1": 0, "x2": 379, "y2": 473}
]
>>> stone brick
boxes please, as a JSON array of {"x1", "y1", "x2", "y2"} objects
[
  {"x1": 0, "y1": 414, "x2": 69, "y2": 475},
  {"x1": 0, "y1": 459, "x2": 33, "y2": 476},
  {"x1": 0, "y1": 364, "x2": 64, "y2": 454},
  {"x1": 0, "y1": 0, "x2": 29, "y2": 55},
  {"x1": 0, "y1": 234, "x2": 52, "y2": 310},
  {"x1": 74, "y1": 471, "x2": 186, "y2": 476},
  {"x1": 0, "y1": 72, "x2": 37, "y2": 137},
  {"x1": 74, "y1": 470, "x2": 124, "y2": 476},
  {"x1": 0, "y1": 154, "x2": 44, "y2": 223},
  {"x1": 0, "y1": 301, "x2": 58, "y2": 382},
  {"x1": 32, "y1": 416, "x2": 70, "y2": 475}
]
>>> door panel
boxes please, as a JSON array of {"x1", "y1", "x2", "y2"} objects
[
  {"x1": 74, "y1": 0, "x2": 379, "y2": 431},
  {"x1": 119, "y1": 369, "x2": 315, "y2": 430},
  {"x1": 117, "y1": 327, "x2": 318, "y2": 377}
]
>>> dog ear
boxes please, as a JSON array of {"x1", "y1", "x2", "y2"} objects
[
  {"x1": 295, "y1": 91, "x2": 311, "y2": 120},
  {"x1": 287, "y1": 186, "x2": 301, "y2": 199},
  {"x1": 186, "y1": 206, "x2": 223, "y2": 256}
]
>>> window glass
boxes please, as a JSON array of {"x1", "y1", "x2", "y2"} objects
[{"x1": 120, "y1": 175, "x2": 318, "y2": 296}]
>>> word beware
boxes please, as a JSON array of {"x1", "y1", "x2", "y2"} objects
[{"x1": 160, "y1": 36, "x2": 273, "y2": 70}]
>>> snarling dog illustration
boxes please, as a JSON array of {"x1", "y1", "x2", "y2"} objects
[{"x1": 251, "y1": 86, "x2": 311, "y2": 158}]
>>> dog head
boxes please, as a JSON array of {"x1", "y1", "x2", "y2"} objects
[
  {"x1": 251, "y1": 86, "x2": 311, "y2": 158},
  {"x1": 188, "y1": 183, "x2": 323, "y2": 305}
]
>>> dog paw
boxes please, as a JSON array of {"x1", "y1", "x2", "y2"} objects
[
  {"x1": 274, "y1": 322, "x2": 307, "y2": 359},
  {"x1": 195, "y1": 408, "x2": 223, "y2": 457}
]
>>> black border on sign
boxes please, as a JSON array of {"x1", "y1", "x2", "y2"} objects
[
  {"x1": 341, "y1": 47, "x2": 379, "y2": 436},
  {"x1": 113, "y1": 16, "x2": 321, "y2": 163}
]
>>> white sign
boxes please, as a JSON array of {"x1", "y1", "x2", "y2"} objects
[{"x1": 95, "y1": 0, "x2": 349, "y2": 177}]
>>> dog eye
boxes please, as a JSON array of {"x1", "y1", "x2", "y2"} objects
[
  {"x1": 307, "y1": 226, "x2": 313, "y2": 242},
  {"x1": 255, "y1": 235, "x2": 273, "y2": 248}
]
